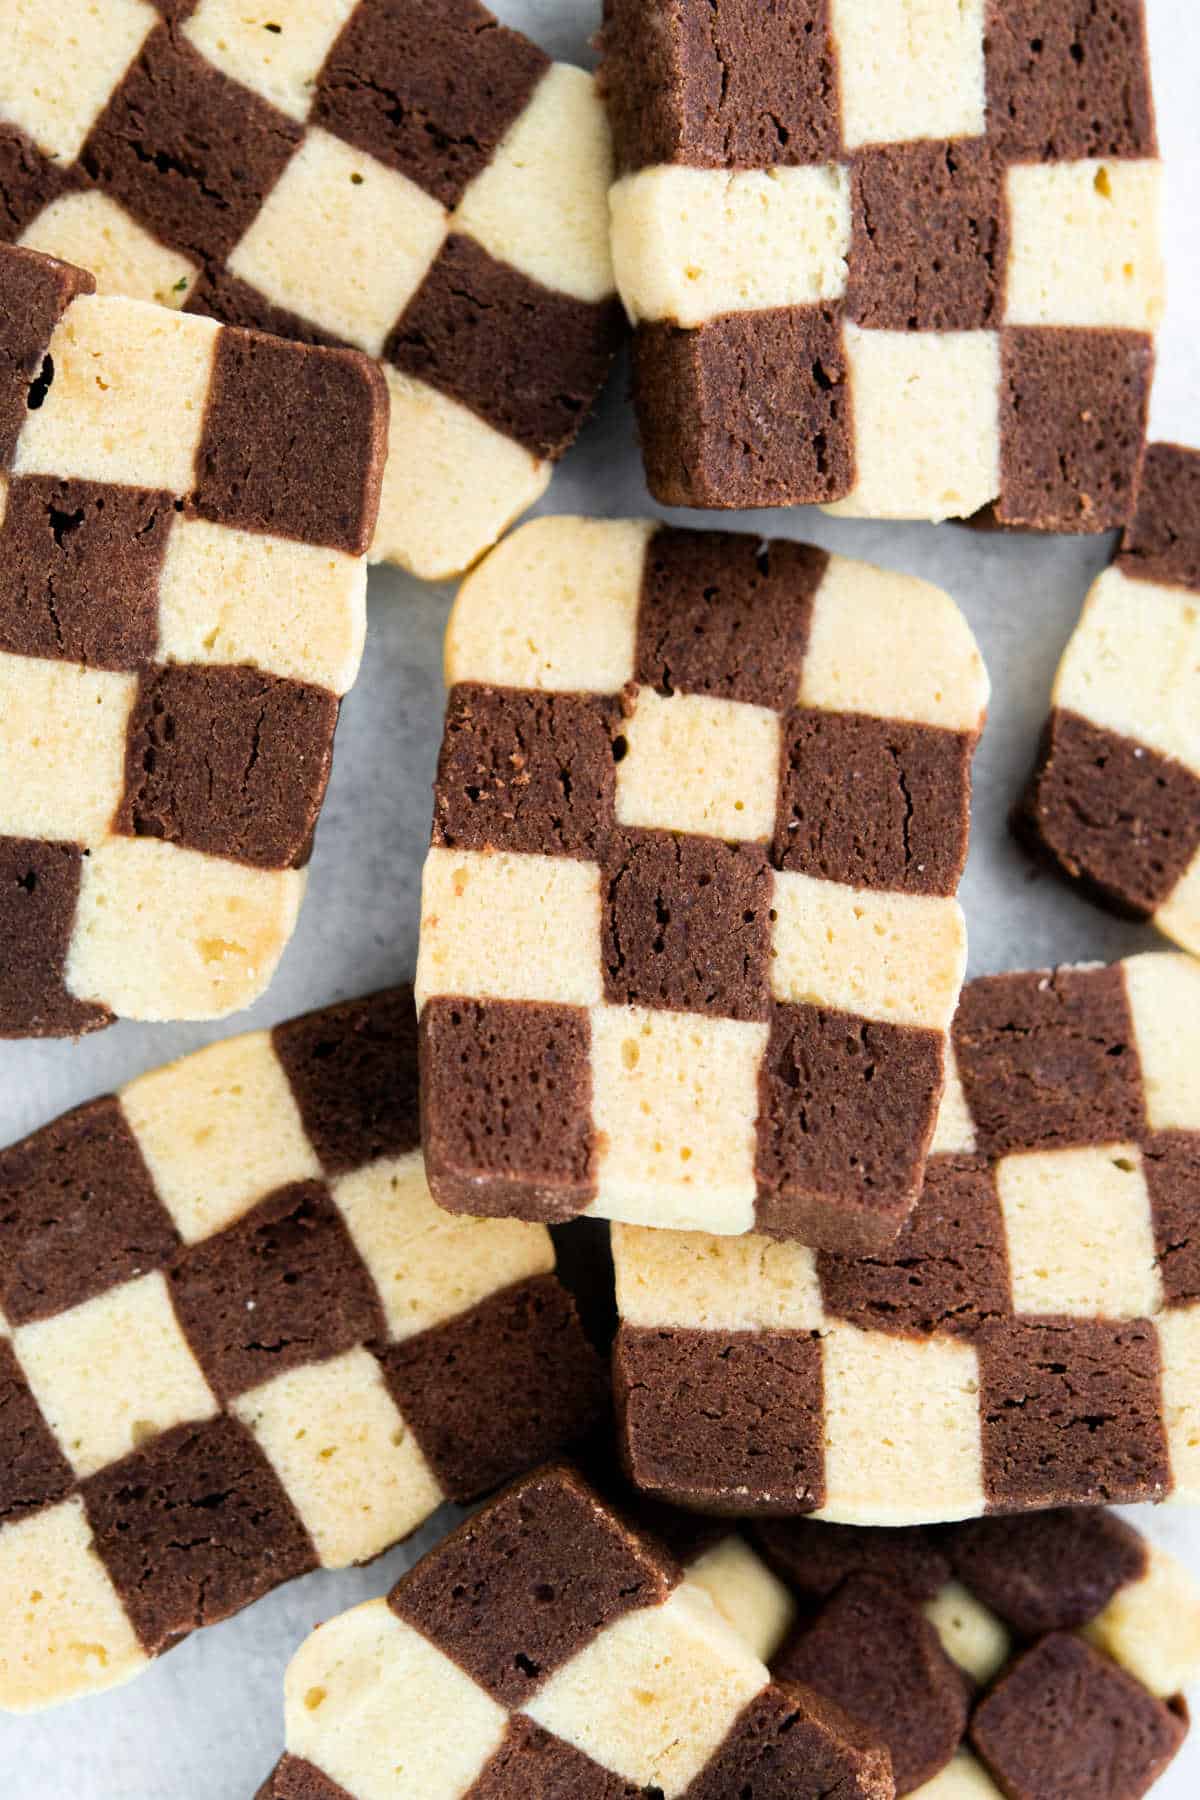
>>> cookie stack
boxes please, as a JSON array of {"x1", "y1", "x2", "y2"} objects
[{"x1": 1, "y1": 4, "x2": 1197, "y2": 1799}]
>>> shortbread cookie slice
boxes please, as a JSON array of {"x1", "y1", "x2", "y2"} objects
[
  {"x1": 256, "y1": 1463, "x2": 893, "y2": 1800},
  {"x1": 1019, "y1": 443, "x2": 1200, "y2": 949},
  {"x1": 0, "y1": 988, "x2": 604, "y2": 1712},
  {"x1": 613, "y1": 951, "x2": 1200, "y2": 1519},
  {"x1": 0, "y1": 0, "x2": 622, "y2": 579},
  {"x1": 601, "y1": 0, "x2": 1162, "y2": 530},
  {"x1": 0, "y1": 240, "x2": 386, "y2": 1033},
  {"x1": 415, "y1": 515, "x2": 987, "y2": 1254}
]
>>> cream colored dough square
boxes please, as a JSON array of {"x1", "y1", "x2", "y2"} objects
[
  {"x1": 1005, "y1": 160, "x2": 1164, "y2": 331},
  {"x1": 18, "y1": 191, "x2": 198, "y2": 308},
  {"x1": 121, "y1": 1029, "x2": 320, "y2": 1244},
  {"x1": 589, "y1": 1006, "x2": 768, "y2": 1234},
  {"x1": 930, "y1": 1046, "x2": 977, "y2": 1156},
  {"x1": 924, "y1": 1581, "x2": 1011, "y2": 1687},
  {"x1": 455, "y1": 63, "x2": 614, "y2": 304},
  {"x1": 1053, "y1": 566, "x2": 1200, "y2": 775},
  {"x1": 284, "y1": 1602, "x2": 508, "y2": 1800},
  {"x1": 0, "y1": 653, "x2": 135, "y2": 843},
  {"x1": 611, "y1": 1224, "x2": 824, "y2": 1332},
  {"x1": 228, "y1": 130, "x2": 446, "y2": 357},
  {"x1": 525, "y1": 1583, "x2": 767, "y2": 1797},
  {"x1": 331, "y1": 1150, "x2": 554, "y2": 1342},
  {"x1": 825, "y1": 327, "x2": 1000, "y2": 522},
  {"x1": 232, "y1": 1348, "x2": 443, "y2": 1568},
  {"x1": 1082, "y1": 1543, "x2": 1200, "y2": 1698},
  {"x1": 1158, "y1": 1306, "x2": 1200, "y2": 1501},
  {"x1": 831, "y1": 0, "x2": 986, "y2": 148},
  {"x1": 416, "y1": 847, "x2": 603, "y2": 1008},
  {"x1": 610, "y1": 163, "x2": 850, "y2": 328},
  {"x1": 0, "y1": 1498, "x2": 146, "y2": 1713},
  {"x1": 1124, "y1": 952, "x2": 1200, "y2": 1131},
  {"x1": 156, "y1": 514, "x2": 366, "y2": 695},
  {"x1": 996, "y1": 1143, "x2": 1162, "y2": 1318},
  {"x1": 0, "y1": 0, "x2": 157, "y2": 164},
  {"x1": 909, "y1": 1753, "x2": 1005, "y2": 1800},
  {"x1": 616, "y1": 687, "x2": 781, "y2": 841},
  {"x1": 369, "y1": 367, "x2": 549, "y2": 580},
  {"x1": 686, "y1": 1536, "x2": 797, "y2": 1666},
  {"x1": 770, "y1": 873, "x2": 966, "y2": 1031},
  {"x1": 184, "y1": 0, "x2": 359, "y2": 122},
  {"x1": 13, "y1": 296, "x2": 219, "y2": 493},
  {"x1": 1156, "y1": 846, "x2": 1200, "y2": 957},
  {"x1": 66, "y1": 839, "x2": 306, "y2": 1022},
  {"x1": 445, "y1": 514, "x2": 651, "y2": 692},
  {"x1": 801, "y1": 556, "x2": 988, "y2": 731},
  {"x1": 818, "y1": 1323, "x2": 985, "y2": 1525},
  {"x1": 12, "y1": 1272, "x2": 216, "y2": 1478}
]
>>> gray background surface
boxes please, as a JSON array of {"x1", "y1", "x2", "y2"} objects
[{"x1": 2, "y1": 1, "x2": 1198, "y2": 1792}]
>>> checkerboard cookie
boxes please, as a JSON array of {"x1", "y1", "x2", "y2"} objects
[
  {"x1": 670, "y1": 1507, "x2": 1198, "y2": 1799},
  {"x1": 601, "y1": 0, "x2": 1163, "y2": 531},
  {"x1": 0, "y1": 241, "x2": 386, "y2": 1034},
  {"x1": 613, "y1": 951, "x2": 1200, "y2": 1521},
  {"x1": 0, "y1": 988, "x2": 603, "y2": 1712},
  {"x1": 1019, "y1": 444, "x2": 1200, "y2": 950},
  {"x1": 0, "y1": 0, "x2": 621, "y2": 580},
  {"x1": 255, "y1": 1463, "x2": 893, "y2": 1800},
  {"x1": 415, "y1": 516, "x2": 987, "y2": 1254}
]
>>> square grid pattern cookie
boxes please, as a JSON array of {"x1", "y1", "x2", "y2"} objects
[
  {"x1": 255, "y1": 1464, "x2": 893, "y2": 1800},
  {"x1": 613, "y1": 952, "x2": 1200, "y2": 1522},
  {"x1": 0, "y1": 242, "x2": 387, "y2": 1035},
  {"x1": 0, "y1": 989, "x2": 604, "y2": 1712},
  {"x1": 1019, "y1": 443, "x2": 1200, "y2": 950},
  {"x1": 658, "y1": 1504, "x2": 1198, "y2": 1799},
  {"x1": 415, "y1": 516, "x2": 989, "y2": 1255},
  {"x1": 0, "y1": 0, "x2": 622, "y2": 579},
  {"x1": 602, "y1": 0, "x2": 1163, "y2": 530}
]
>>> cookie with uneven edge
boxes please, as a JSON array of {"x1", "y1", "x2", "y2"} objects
[
  {"x1": 415, "y1": 515, "x2": 988, "y2": 1254},
  {"x1": 601, "y1": 0, "x2": 1162, "y2": 531},
  {"x1": 642, "y1": 1504, "x2": 1198, "y2": 1799},
  {"x1": 255, "y1": 1463, "x2": 894, "y2": 1800},
  {"x1": 0, "y1": 240, "x2": 387, "y2": 1034},
  {"x1": 1019, "y1": 443, "x2": 1200, "y2": 948},
  {"x1": 612, "y1": 951, "x2": 1200, "y2": 1521},
  {"x1": 0, "y1": 0, "x2": 622, "y2": 580},
  {"x1": 0, "y1": 988, "x2": 604, "y2": 1713}
]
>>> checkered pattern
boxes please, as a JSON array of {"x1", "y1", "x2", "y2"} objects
[
  {"x1": 603, "y1": 0, "x2": 1163, "y2": 531},
  {"x1": 0, "y1": 241, "x2": 386, "y2": 1035},
  {"x1": 667, "y1": 1507, "x2": 1199, "y2": 1798},
  {"x1": 256, "y1": 1464, "x2": 892, "y2": 1800},
  {"x1": 1020, "y1": 442, "x2": 1200, "y2": 949},
  {"x1": 416, "y1": 516, "x2": 988, "y2": 1255},
  {"x1": 0, "y1": 989, "x2": 602, "y2": 1713},
  {"x1": 613, "y1": 951, "x2": 1200, "y2": 1522},
  {"x1": 0, "y1": 0, "x2": 621, "y2": 579}
]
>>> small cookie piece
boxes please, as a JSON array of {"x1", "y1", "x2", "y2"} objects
[
  {"x1": 0, "y1": 0, "x2": 622, "y2": 579},
  {"x1": 256, "y1": 1463, "x2": 894, "y2": 1800},
  {"x1": 416, "y1": 515, "x2": 988, "y2": 1254},
  {"x1": 0, "y1": 988, "x2": 604, "y2": 1712},
  {"x1": 601, "y1": 0, "x2": 1162, "y2": 530},
  {"x1": 613, "y1": 951, "x2": 1200, "y2": 1519},
  {"x1": 1019, "y1": 443, "x2": 1200, "y2": 949},
  {"x1": 0, "y1": 240, "x2": 386, "y2": 1034}
]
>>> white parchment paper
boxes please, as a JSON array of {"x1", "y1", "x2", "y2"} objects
[{"x1": 2, "y1": 2, "x2": 1197, "y2": 1792}]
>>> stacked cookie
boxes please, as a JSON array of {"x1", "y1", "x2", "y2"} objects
[{"x1": 1, "y1": 2, "x2": 1198, "y2": 1798}]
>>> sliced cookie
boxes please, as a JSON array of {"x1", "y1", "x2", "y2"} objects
[
  {"x1": 0, "y1": 240, "x2": 386, "y2": 1033},
  {"x1": 601, "y1": 0, "x2": 1161, "y2": 530},
  {"x1": 0, "y1": 0, "x2": 622, "y2": 579},
  {"x1": 613, "y1": 951, "x2": 1200, "y2": 1518},
  {"x1": 0, "y1": 988, "x2": 604, "y2": 1712},
  {"x1": 415, "y1": 515, "x2": 989, "y2": 1254}
]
